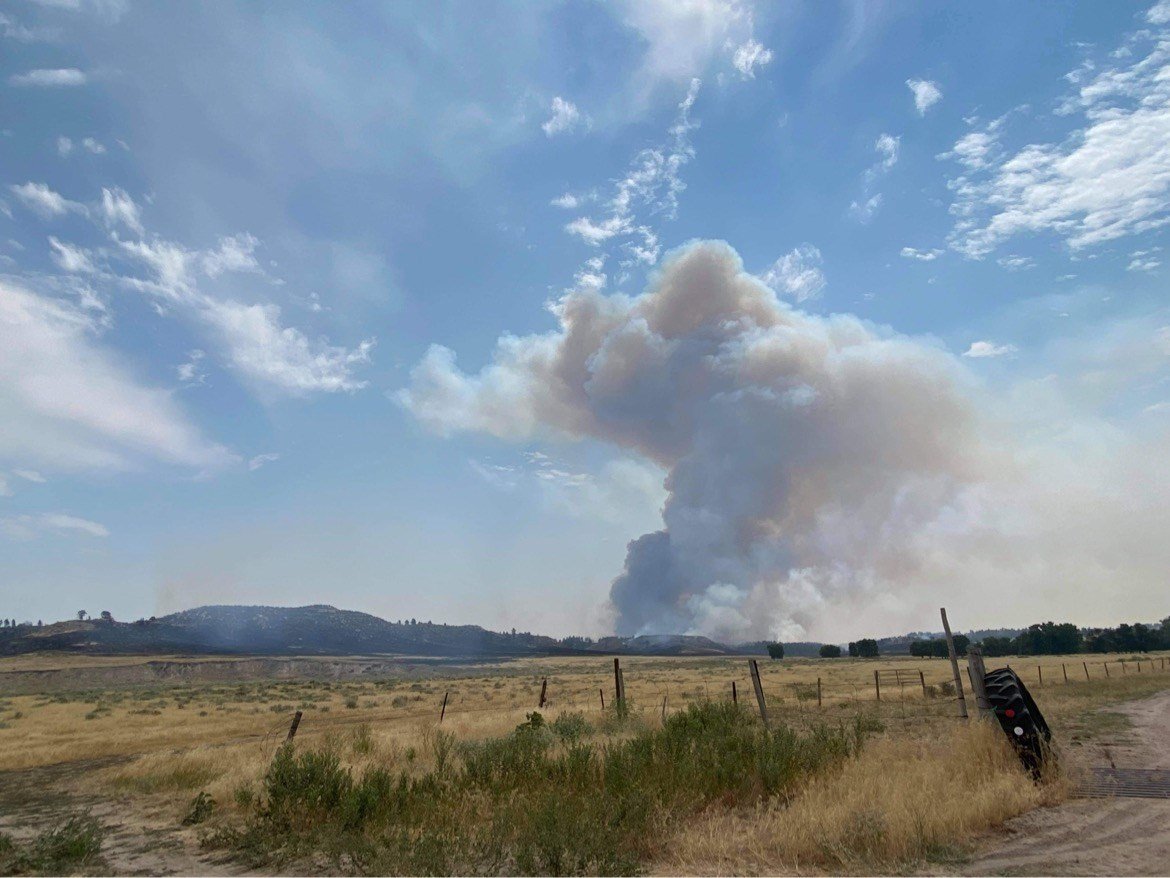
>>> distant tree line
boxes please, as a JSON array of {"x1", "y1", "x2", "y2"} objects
[{"x1": 911, "y1": 618, "x2": 1170, "y2": 658}]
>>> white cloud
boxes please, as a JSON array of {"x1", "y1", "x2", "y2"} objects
[
  {"x1": 848, "y1": 194, "x2": 882, "y2": 223},
  {"x1": 13, "y1": 469, "x2": 46, "y2": 483},
  {"x1": 99, "y1": 187, "x2": 144, "y2": 235},
  {"x1": 876, "y1": 133, "x2": 900, "y2": 168},
  {"x1": 8, "y1": 68, "x2": 86, "y2": 87},
  {"x1": 48, "y1": 236, "x2": 97, "y2": 274},
  {"x1": 997, "y1": 254, "x2": 1036, "y2": 271},
  {"x1": 900, "y1": 246, "x2": 943, "y2": 261},
  {"x1": 201, "y1": 233, "x2": 260, "y2": 277},
  {"x1": 1149, "y1": 0, "x2": 1170, "y2": 25},
  {"x1": 81, "y1": 137, "x2": 105, "y2": 154},
  {"x1": 541, "y1": 97, "x2": 587, "y2": 137},
  {"x1": 176, "y1": 349, "x2": 207, "y2": 386},
  {"x1": 0, "y1": 279, "x2": 233, "y2": 472},
  {"x1": 962, "y1": 340, "x2": 1018, "y2": 358},
  {"x1": 946, "y1": 25, "x2": 1170, "y2": 257},
  {"x1": 0, "y1": 513, "x2": 108, "y2": 540},
  {"x1": 731, "y1": 39, "x2": 772, "y2": 79},
  {"x1": 198, "y1": 297, "x2": 374, "y2": 395},
  {"x1": 906, "y1": 78, "x2": 942, "y2": 115},
  {"x1": 551, "y1": 193, "x2": 583, "y2": 210},
  {"x1": 565, "y1": 79, "x2": 699, "y2": 264},
  {"x1": 759, "y1": 244, "x2": 826, "y2": 301},
  {"x1": 616, "y1": 0, "x2": 769, "y2": 97},
  {"x1": 56, "y1": 136, "x2": 73, "y2": 157},
  {"x1": 0, "y1": 11, "x2": 58, "y2": 41},
  {"x1": 247, "y1": 452, "x2": 280, "y2": 471},
  {"x1": 9, "y1": 182, "x2": 83, "y2": 219}
]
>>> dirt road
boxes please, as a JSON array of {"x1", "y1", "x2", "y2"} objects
[{"x1": 963, "y1": 688, "x2": 1170, "y2": 876}]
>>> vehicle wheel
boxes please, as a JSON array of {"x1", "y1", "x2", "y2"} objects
[{"x1": 983, "y1": 667, "x2": 1051, "y2": 777}]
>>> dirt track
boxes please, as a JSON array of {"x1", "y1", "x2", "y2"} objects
[{"x1": 962, "y1": 688, "x2": 1170, "y2": 877}]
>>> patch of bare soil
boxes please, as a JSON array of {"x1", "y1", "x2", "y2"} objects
[
  {"x1": 0, "y1": 758, "x2": 246, "y2": 876},
  {"x1": 961, "y1": 689, "x2": 1170, "y2": 877}
]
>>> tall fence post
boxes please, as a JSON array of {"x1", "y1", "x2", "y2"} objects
[
  {"x1": 1083, "y1": 661, "x2": 1090, "y2": 681},
  {"x1": 538, "y1": 678, "x2": 547, "y2": 708},
  {"x1": 1038, "y1": 665, "x2": 1044, "y2": 687},
  {"x1": 940, "y1": 607, "x2": 969, "y2": 720},
  {"x1": 817, "y1": 676, "x2": 822, "y2": 708},
  {"x1": 599, "y1": 688, "x2": 605, "y2": 710},
  {"x1": 967, "y1": 646, "x2": 990, "y2": 715},
  {"x1": 748, "y1": 659, "x2": 769, "y2": 729},
  {"x1": 731, "y1": 680, "x2": 738, "y2": 705},
  {"x1": 919, "y1": 670, "x2": 927, "y2": 698},
  {"x1": 440, "y1": 690, "x2": 449, "y2": 723},
  {"x1": 874, "y1": 669, "x2": 881, "y2": 702},
  {"x1": 286, "y1": 710, "x2": 303, "y2": 742}
]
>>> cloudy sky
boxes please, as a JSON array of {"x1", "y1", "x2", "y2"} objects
[{"x1": 3, "y1": 0, "x2": 1170, "y2": 642}]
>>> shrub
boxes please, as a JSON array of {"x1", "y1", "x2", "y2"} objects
[
  {"x1": 212, "y1": 701, "x2": 863, "y2": 874},
  {"x1": 0, "y1": 814, "x2": 105, "y2": 874},
  {"x1": 183, "y1": 792, "x2": 216, "y2": 825}
]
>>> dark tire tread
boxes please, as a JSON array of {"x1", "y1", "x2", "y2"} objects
[{"x1": 983, "y1": 667, "x2": 1051, "y2": 776}]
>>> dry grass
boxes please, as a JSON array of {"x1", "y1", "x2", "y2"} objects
[
  {"x1": 3, "y1": 651, "x2": 1169, "y2": 874},
  {"x1": 653, "y1": 721, "x2": 1059, "y2": 875}
]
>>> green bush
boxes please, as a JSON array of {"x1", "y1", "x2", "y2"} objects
[
  {"x1": 212, "y1": 701, "x2": 865, "y2": 875},
  {"x1": 0, "y1": 814, "x2": 105, "y2": 874}
]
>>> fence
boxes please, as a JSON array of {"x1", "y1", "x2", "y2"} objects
[{"x1": 267, "y1": 652, "x2": 1170, "y2": 744}]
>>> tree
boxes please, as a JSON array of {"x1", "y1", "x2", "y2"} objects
[
  {"x1": 980, "y1": 636, "x2": 1014, "y2": 657},
  {"x1": 847, "y1": 641, "x2": 858, "y2": 658},
  {"x1": 37, "y1": 620, "x2": 42, "y2": 627},
  {"x1": 77, "y1": 610, "x2": 87, "y2": 621},
  {"x1": 766, "y1": 642, "x2": 785, "y2": 660},
  {"x1": 100, "y1": 610, "x2": 113, "y2": 623},
  {"x1": 854, "y1": 638, "x2": 879, "y2": 658},
  {"x1": 819, "y1": 644, "x2": 841, "y2": 658}
]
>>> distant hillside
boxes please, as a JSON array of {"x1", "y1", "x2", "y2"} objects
[{"x1": 0, "y1": 605, "x2": 573, "y2": 659}]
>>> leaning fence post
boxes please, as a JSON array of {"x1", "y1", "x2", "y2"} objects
[
  {"x1": 967, "y1": 646, "x2": 990, "y2": 714},
  {"x1": 919, "y1": 670, "x2": 927, "y2": 698},
  {"x1": 599, "y1": 688, "x2": 605, "y2": 710},
  {"x1": 940, "y1": 607, "x2": 969, "y2": 720},
  {"x1": 748, "y1": 659, "x2": 769, "y2": 729},
  {"x1": 1083, "y1": 661, "x2": 1090, "y2": 681},
  {"x1": 661, "y1": 695, "x2": 667, "y2": 721},
  {"x1": 874, "y1": 669, "x2": 881, "y2": 702},
  {"x1": 439, "y1": 690, "x2": 449, "y2": 723},
  {"x1": 286, "y1": 710, "x2": 303, "y2": 742},
  {"x1": 1104, "y1": 662, "x2": 1110, "y2": 678},
  {"x1": 1062, "y1": 663, "x2": 1068, "y2": 683},
  {"x1": 538, "y1": 678, "x2": 547, "y2": 708}
]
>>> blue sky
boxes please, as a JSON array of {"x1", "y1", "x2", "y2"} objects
[{"x1": 3, "y1": 0, "x2": 1170, "y2": 641}]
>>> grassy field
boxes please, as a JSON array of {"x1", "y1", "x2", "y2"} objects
[{"x1": 1, "y1": 650, "x2": 1168, "y2": 875}]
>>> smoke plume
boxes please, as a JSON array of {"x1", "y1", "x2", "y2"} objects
[{"x1": 398, "y1": 240, "x2": 1170, "y2": 640}]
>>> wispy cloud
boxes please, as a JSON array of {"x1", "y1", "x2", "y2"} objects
[
  {"x1": 759, "y1": 244, "x2": 826, "y2": 301},
  {"x1": 541, "y1": 97, "x2": 588, "y2": 137},
  {"x1": 8, "y1": 68, "x2": 86, "y2": 87},
  {"x1": 247, "y1": 452, "x2": 280, "y2": 471},
  {"x1": 0, "y1": 513, "x2": 109, "y2": 540},
  {"x1": 900, "y1": 246, "x2": 943, "y2": 261},
  {"x1": 9, "y1": 182, "x2": 84, "y2": 219},
  {"x1": 906, "y1": 78, "x2": 942, "y2": 115},
  {"x1": 962, "y1": 340, "x2": 1018, "y2": 358}
]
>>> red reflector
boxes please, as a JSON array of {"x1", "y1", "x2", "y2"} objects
[{"x1": 1005, "y1": 708, "x2": 1015, "y2": 718}]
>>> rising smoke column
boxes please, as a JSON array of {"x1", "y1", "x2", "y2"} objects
[{"x1": 398, "y1": 241, "x2": 989, "y2": 640}]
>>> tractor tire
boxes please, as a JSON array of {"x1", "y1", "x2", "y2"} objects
[{"x1": 983, "y1": 667, "x2": 1051, "y2": 777}]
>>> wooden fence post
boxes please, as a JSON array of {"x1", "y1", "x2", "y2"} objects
[
  {"x1": 749, "y1": 659, "x2": 769, "y2": 729},
  {"x1": 599, "y1": 688, "x2": 605, "y2": 710},
  {"x1": 661, "y1": 695, "x2": 667, "y2": 721},
  {"x1": 1121, "y1": 660, "x2": 1127, "y2": 675},
  {"x1": 940, "y1": 607, "x2": 969, "y2": 720},
  {"x1": 1038, "y1": 665, "x2": 1043, "y2": 687},
  {"x1": 439, "y1": 690, "x2": 449, "y2": 723},
  {"x1": 1083, "y1": 661, "x2": 1090, "y2": 681},
  {"x1": 731, "y1": 681, "x2": 738, "y2": 705},
  {"x1": 1104, "y1": 662, "x2": 1110, "y2": 678},
  {"x1": 817, "y1": 676, "x2": 822, "y2": 708},
  {"x1": 286, "y1": 710, "x2": 303, "y2": 742},
  {"x1": 539, "y1": 678, "x2": 547, "y2": 708},
  {"x1": 874, "y1": 669, "x2": 881, "y2": 702},
  {"x1": 1062, "y1": 663, "x2": 1068, "y2": 683},
  {"x1": 919, "y1": 670, "x2": 927, "y2": 698},
  {"x1": 967, "y1": 647, "x2": 990, "y2": 714}
]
